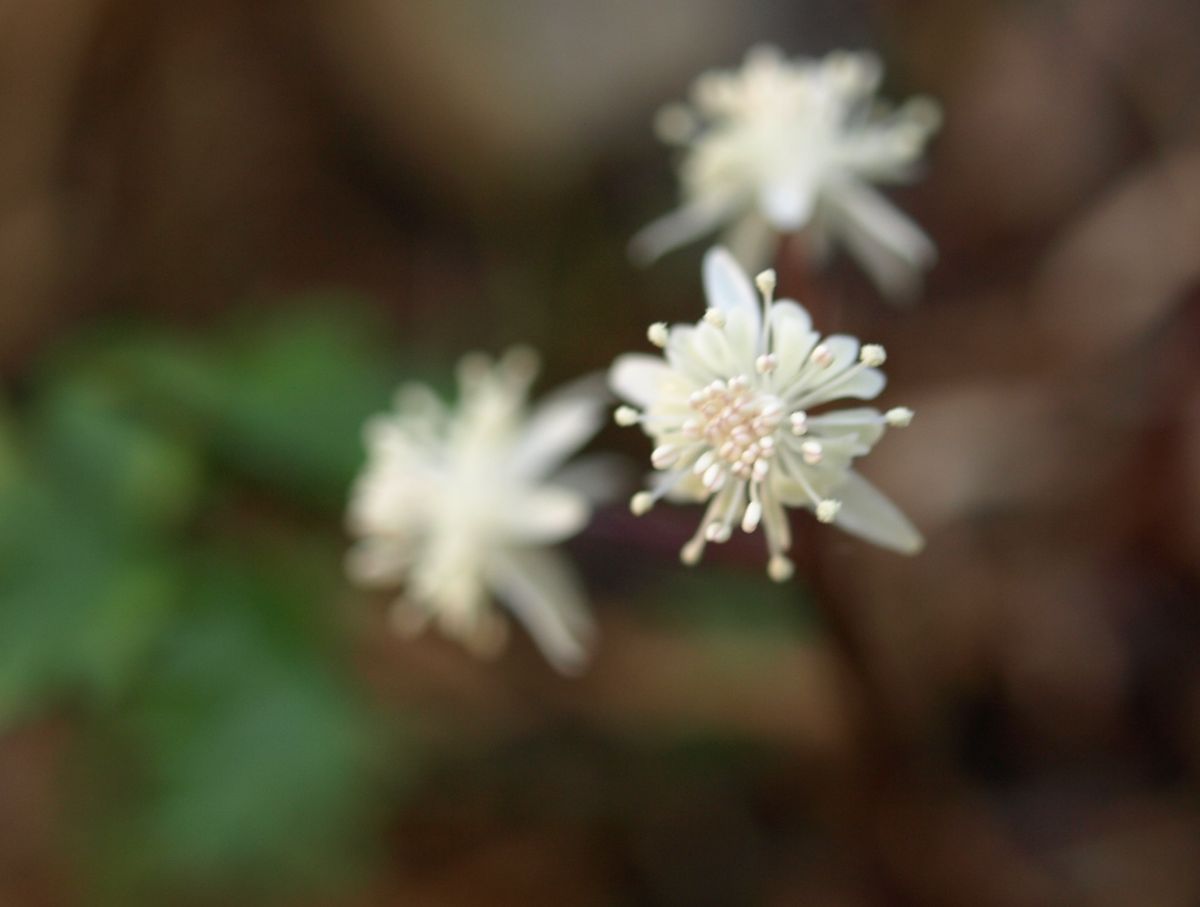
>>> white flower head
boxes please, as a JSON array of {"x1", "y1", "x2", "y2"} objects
[
  {"x1": 346, "y1": 347, "x2": 612, "y2": 674},
  {"x1": 632, "y1": 46, "x2": 942, "y2": 300},
  {"x1": 611, "y1": 248, "x2": 923, "y2": 579}
]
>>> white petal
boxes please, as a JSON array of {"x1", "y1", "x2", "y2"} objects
[
  {"x1": 703, "y1": 247, "x2": 762, "y2": 336},
  {"x1": 759, "y1": 175, "x2": 817, "y2": 229},
  {"x1": 767, "y1": 300, "x2": 819, "y2": 383},
  {"x1": 511, "y1": 375, "x2": 607, "y2": 479},
  {"x1": 629, "y1": 202, "x2": 729, "y2": 265},
  {"x1": 609, "y1": 354, "x2": 671, "y2": 407},
  {"x1": 816, "y1": 334, "x2": 861, "y2": 372},
  {"x1": 769, "y1": 298, "x2": 813, "y2": 336},
  {"x1": 791, "y1": 336, "x2": 887, "y2": 407},
  {"x1": 807, "y1": 408, "x2": 886, "y2": 448},
  {"x1": 722, "y1": 308, "x2": 762, "y2": 374},
  {"x1": 486, "y1": 548, "x2": 595, "y2": 674},
  {"x1": 500, "y1": 485, "x2": 590, "y2": 543},
  {"x1": 347, "y1": 471, "x2": 412, "y2": 535},
  {"x1": 345, "y1": 538, "x2": 408, "y2": 586},
  {"x1": 824, "y1": 178, "x2": 935, "y2": 301},
  {"x1": 690, "y1": 320, "x2": 738, "y2": 376},
  {"x1": 663, "y1": 470, "x2": 708, "y2": 503},
  {"x1": 829, "y1": 470, "x2": 923, "y2": 555},
  {"x1": 772, "y1": 464, "x2": 842, "y2": 506},
  {"x1": 777, "y1": 432, "x2": 861, "y2": 482},
  {"x1": 817, "y1": 367, "x2": 887, "y2": 405},
  {"x1": 665, "y1": 325, "x2": 711, "y2": 385}
]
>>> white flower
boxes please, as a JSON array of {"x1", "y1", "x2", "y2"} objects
[
  {"x1": 632, "y1": 46, "x2": 942, "y2": 300},
  {"x1": 346, "y1": 347, "x2": 611, "y2": 674},
  {"x1": 610, "y1": 248, "x2": 923, "y2": 580}
]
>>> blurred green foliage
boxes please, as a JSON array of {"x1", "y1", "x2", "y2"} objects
[
  {"x1": 0, "y1": 298, "x2": 421, "y2": 904},
  {"x1": 0, "y1": 379, "x2": 192, "y2": 722},
  {"x1": 70, "y1": 296, "x2": 407, "y2": 507},
  {"x1": 74, "y1": 556, "x2": 378, "y2": 905}
]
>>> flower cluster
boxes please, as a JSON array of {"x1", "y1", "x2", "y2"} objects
[
  {"x1": 632, "y1": 46, "x2": 941, "y2": 300},
  {"x1": 347, "y1": 43, "x2": 936, "y2": 672},
  {"x1": 346, "y1": 348, "x2": 609, "y2": 673},
  {"x1": 611, "y1": 249, "x2": 922, "y2": 579}
]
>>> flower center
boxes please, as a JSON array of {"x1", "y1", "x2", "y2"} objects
[{"x1": 685, "y1": 375, "x2": 783, "y2": 483}]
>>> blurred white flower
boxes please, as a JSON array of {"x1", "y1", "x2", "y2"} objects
[
  {"x1": 611, "y1": 248, "x2": 923, "y2": 580},
  {"x1": 346, "y1": 348, "x2": 611, "y2": 674},
  {"x1": 632, "y1": 46, "x2": 942, "y2": 300}
]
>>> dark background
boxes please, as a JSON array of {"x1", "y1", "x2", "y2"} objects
[{"x1": 2, "y1": 0, "x2": 1200, "y2": 904}]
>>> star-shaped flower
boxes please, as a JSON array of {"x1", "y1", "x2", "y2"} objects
[
  {"x1": 346, "y1": 348, "x2": 610, "y2": 673},
  {"x1": 611, "y1": 248, "x2": 923, "y2": 579},
  {"x1": 632, "y1": 46, "x2": 942, "y2": 300}
]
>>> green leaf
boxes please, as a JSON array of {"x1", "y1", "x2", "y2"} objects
[
  {"x1": 0, "y1": 482, "x2": 179, "y2": 723},
  {"x1": 32, "y1": 379, "x2": 202, "y2": 539},
  {"x1": 72, "y1": 555, "x2": 394, "y2": 905},
  {"x1": 211, "y1": 303, "x2": 400, "y2": 508},
  {"x1": 0, "y1": 367, "x2": 202, "y2": 723},
  {"x1": 43, "y1": 301, "x2": 453, "y2": 513}
]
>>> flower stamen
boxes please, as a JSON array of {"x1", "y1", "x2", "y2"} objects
[
  {"x1": 816, "y1": 499, "x2": 842, "y2": 523},
  {"x1": 810, "y1": 344, "x2": 834, "y2": 368},
  {"x1": 704, "y1": 308, "x2": 727, "y2": 328},
  {"x1": 755, "y1": 267, "x2": 777, "y2": 353},
  {"x1": 614, "y1": 405, "x2": 641, "y2": 426}
]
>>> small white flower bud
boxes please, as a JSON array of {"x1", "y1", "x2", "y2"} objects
[
  {"x1": 789, "y1": 411, "x2": 809, "y2": 435},
  {"x1": 859, "y1": 344, "x2": 886, "y2": 367},
  {"x1": 741, "y1": 501, "x2": 762, "y2": 533},
  {"x1": 885, "y1": 407, "x2": 914, "y2": 428},
  {"x1": 755, "y1": 269, "x2": 777, "y2": 299},
  {"x1": 767, "y1": 554, "x2": 794, "y2": 582},
  {"x1": 680, "y1": 536, "x2": 705, "y2": 565},
  {"x1": 801, "y1": 440, "x2": 824, "y2": 465},
  {"x1": 702, "y1": 462, "x2": 726, "y2": 491},
  {"x1": 810, "y1": 344, "x2": 833, "y2": 367},
  {"x1": 816, "y1": 499, "x2": 841, "y2": 523},
  {"x1": 705, "y1": 522, "x2": 731, "y2": 543},
  {"x1": 647, "y1": 322, "x2": 669, "y2": 348},
  {"x1": 630, "y1": 492, "x2": 654, "y2": 516},
  {"x1": 755, "y1": 354, "x2": 777, "y2": 374},
  {"x1": 693, "y1": 450, "x2": 716, "y2": 475},
  {"x1": 703, "y1": 308, "x2": 727, "y2": 328},
  {"x1": 651, "y1": 445, "x2": 679, "y2": 469},
  {"x1": 614, "y1": 406, "x2": 640, "y2": 426}
]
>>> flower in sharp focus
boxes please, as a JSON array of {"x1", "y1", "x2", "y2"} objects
[
  {"x1": 346, "y1": 347, "x2": 612, "y2": 674},
  {"x1": 610, "y1": 248, "x2": 923, "y2": 580},
  {"x1": 631, "y1": 45, "x2": 942, "y2": 301}
]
